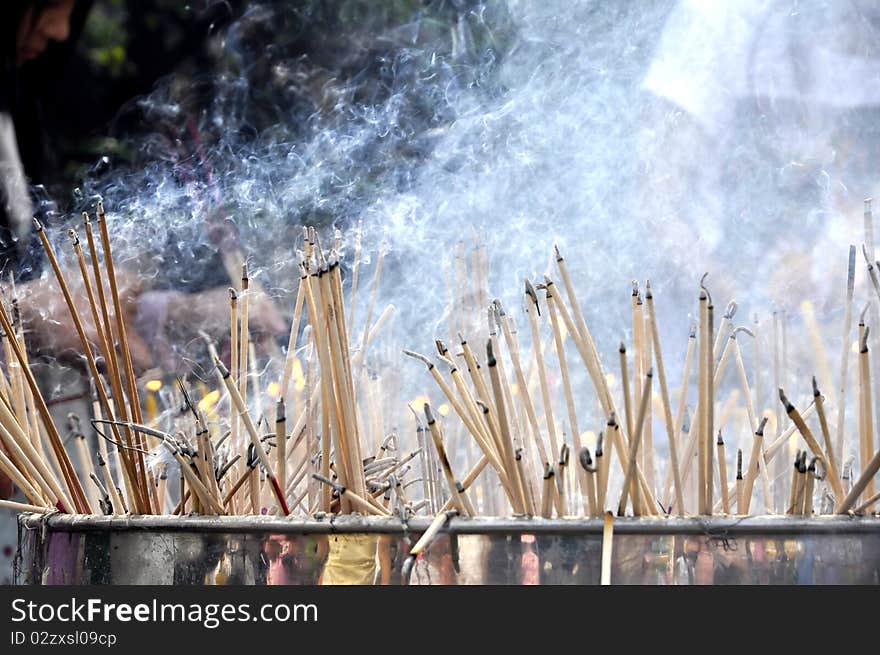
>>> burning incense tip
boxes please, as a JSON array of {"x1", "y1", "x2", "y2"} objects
[
  {"x1": 32, "y1": 217, "x2": 43, "y2": 231},
  {"x1": 67, "y1": 228, "x2": 80, "y2": 245},
  {"x1": 736, "y1": 449, "x2": 743, "y2": 479},
  {"x1": 619, "y1": 341, "x2": 626, "y2": 354},
  {"x1": 228, "y1": 287, "x2": 237, "y2": 300},
  {"x1": 861, "y1": 326, "x2": 870, "y2": 353},
  {"x1": 812, "y1": 376, "x2": 820, "y2": 397},
  {"x1": 275, "y1": 399, "x2": 285, "y2": 422},
  {"x1": 716, "y1": 430, "x2": 724, "y2": 446},
  {"x1": 631, "y1": 280, "x2": 639, "y2": 296}
]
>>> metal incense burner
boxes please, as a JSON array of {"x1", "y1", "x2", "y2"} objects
[{"x1": 14, "y1": 513, "x2": 880, "y2": 585}]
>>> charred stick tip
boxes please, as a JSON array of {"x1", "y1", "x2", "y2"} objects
[
  {"x1": 213, "y1": 356, "x2": 231, "y2": 379},
  {"x1": 559, "y1": 443, "x2": 570, "y2": 467},
  {"x1": 756, "y1": 416, "x2": 769, "y2": 436},
  {"x1": 778, "y1": 388, "x2": 795, "y2": 413},
  {"x1": 716, "y1": 430, "x2": 724, "y2": 446},
  {"x1": 423, "y1": 403, "x2": 436, "y2": 425},
  {"x1": 486, "y1": 339, "x2": 497, "y2": 367},
  {"x1": 578, "y1": 446, "x2": 593, "y2": 471},
  {"x1": 524, "y1": 278, "x2": 539, "y2": 313}
]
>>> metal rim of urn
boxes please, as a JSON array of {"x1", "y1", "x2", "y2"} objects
[{"x1": 17, "y1": 512, "x2": 880, "y2": 536}]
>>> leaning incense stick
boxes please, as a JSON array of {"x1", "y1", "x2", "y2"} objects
[
  {"x1": 544, "y1": 279, "x2": 588, "y2": 512},
  {"x1": 618, "y1": 369, "x2": 653, "y2": 516},
  {"x1": 852, "y1": 489, "x2": 880, "y2": 514},
  {"x1": 858, "y1": 325, "x2": 876, "y2": 500},
  {"x1": 812, "y1": 377, "x2": 842, "y2": 500},
  {"x1": 96, "y1": 202, "x2": 153, "y2": 512},
  {"x1": 837, "y1": 443, "x2": 880, "y2": 513},
  {"x1": 778, "y1": 388, "x2": 842, "y2": 500},
  {"x1": 213, "y1": 356, "x2": 290, "y2": 515},
  {"x1": 524, "y1": 279, "x2": 560, "y2": 458},
  {"x1": 663, "y1": 323, "x2": 696, "y2": 511},
  {"x1": 742, "y1": 416, "x2": 768, "y2": 514},
  {"x1": 425, "y1": 403, "x2": 472, "y2": 517},
  {"x1": 644, "y1": 281, "x2": 684, "y2": 515},
  {"x1": 0, "y1": 499, "x2": 51, "y2": 513}
]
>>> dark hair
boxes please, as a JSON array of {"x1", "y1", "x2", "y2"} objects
[{"x1": 0, "y1": 1, "x2": 91, "y2": 279}]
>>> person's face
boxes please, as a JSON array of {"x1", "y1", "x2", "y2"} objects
[{"x1": 16, "y1": 0, "x2": 76, "y2": 66}]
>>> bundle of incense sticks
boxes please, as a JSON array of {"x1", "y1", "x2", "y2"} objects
[
  {"x1": 0, "y1": 209, "x2": 417, "y2": 518},
  {"x1": 406, "y1": 233, "x2": 880, "y2": 520}
]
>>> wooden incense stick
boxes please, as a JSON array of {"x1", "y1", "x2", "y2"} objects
[
  {"x1": 835, "y1": 246, "x2": 857, "y2": 463},
  {"x1": 644, "y1": 281, "x2": 684, "y2": 515},
  {"x1": 618, "y1": 369, "x2": 653, "y2": 516}
]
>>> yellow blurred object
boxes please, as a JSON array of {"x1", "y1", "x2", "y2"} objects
[
  {"x1": 145, "y1": 394, "x2": 158, "y2": 423},
  {"x1": 291, "y1": 358, "x2": 306, "y2": 393},
  {"x1": 198, "y1": 389, "x2": 221, "y2": 413},
  {"x1": 266, "y1": 381, "x2": 281, "y2": 399},
  {"x1": 144, "y1": 379, "x2": 162, "y2": 392},
  {"x1": 320, "y1": 534, "x2": 378, "y2": 585}
]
